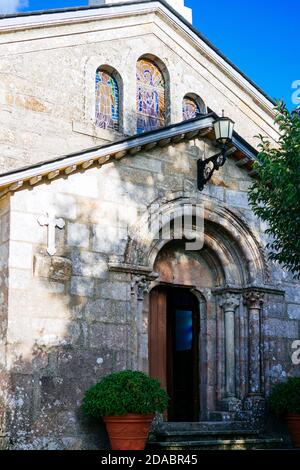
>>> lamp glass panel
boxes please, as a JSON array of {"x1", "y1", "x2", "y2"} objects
[
  {"x1": 214, "y1": 120, "x2": 221, "y2": 141},
  {"x1": 219, "y1": 119, "x2": 230, "y2": 140}
]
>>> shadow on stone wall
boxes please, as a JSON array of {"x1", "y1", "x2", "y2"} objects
[{"x1": 4, "y1": 166, "x2": 140, "y2": 449}]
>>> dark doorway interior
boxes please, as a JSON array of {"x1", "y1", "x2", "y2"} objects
[
  {"x1": 149, "y1": 286, "x2": 200, "y2": 422},
  {"x1": 167, "y1": 288, "x2": 199, "y2": 422}
]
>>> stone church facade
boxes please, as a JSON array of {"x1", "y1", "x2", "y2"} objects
[{"x1": 0, "y1": 0, "x2": 299, "y2": 450}]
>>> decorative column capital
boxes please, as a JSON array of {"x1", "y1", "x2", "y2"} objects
[
  {"x1": 243, "y1": 290, "x2": 264, "y2": 309},
  {"x1": 219, "y1": 292, "x2": 240, "y2": 312},
  {"x1": 131, "y1": 275, "x2": 151, "y2": 301}
]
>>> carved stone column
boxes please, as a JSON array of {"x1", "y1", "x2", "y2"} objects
[
  {"x1": 219, "y1": 292, "x2": 240, "y2": 410},
  {"x1": 131, "y1": 275, "x2": 152, "y2": 372},
  {"x1": 243, "y1": 290, "x2": 264, "y2": 395},
  {"x1": 243, "y1": 290, "x2": 265, "y2": 428}
]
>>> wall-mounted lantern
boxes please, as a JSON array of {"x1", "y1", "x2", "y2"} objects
[{"x1": 197, "y1": 111, "x2": 234, "y2": 191}]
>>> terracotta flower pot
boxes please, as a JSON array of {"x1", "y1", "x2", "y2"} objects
[
  {"x1": 286, "y1": 413, "x2": 300, "y2": 448},
  {"x1": 103, "y1": 413, "x2": 154, "y2": 450}
]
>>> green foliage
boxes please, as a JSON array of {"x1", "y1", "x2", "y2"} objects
[
  {"x1": 82, "y1": 370, "x2": 169, "y2": 418},
  {"x1": 268, "y1": 377, "x2": 300, "y2": 418},
  {"x1": 248, "y1": 102, "x2": 300, "y2": 277}
]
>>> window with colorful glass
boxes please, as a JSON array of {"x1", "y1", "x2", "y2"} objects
[
  {"x1": 182, "y1": 95, "x2": 204, "y2": 121},
  {"x1": 95, "y1": 69, "x2": 119, "y2": 131},
  {"x1": 136, "y1": 59, "x2": 166, "y2": 133}
]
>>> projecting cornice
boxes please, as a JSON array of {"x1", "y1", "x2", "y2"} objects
[{"x1": 0, "y1": 114, "x2": 257, "y2": 196}]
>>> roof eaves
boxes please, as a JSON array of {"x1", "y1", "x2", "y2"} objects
[{"x1": 0, "y1": 114, "x2": 215, "y2": 193}]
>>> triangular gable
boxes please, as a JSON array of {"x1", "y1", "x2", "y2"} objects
[{"x1": 0, "y1": 0, "x2": 275, "y2": 113}]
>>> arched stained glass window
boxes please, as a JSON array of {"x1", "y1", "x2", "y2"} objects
[
  {"x1": 95, "y1": 69, "x2": 119, "y2": 131},
  {"x1": 182, "y1": 96, "x2": 202, "y2": 121},
  {"x1": 136, "y1": 59, "x2": 165, "y2": 133}
]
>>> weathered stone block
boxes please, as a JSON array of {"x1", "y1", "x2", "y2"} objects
[
  {"x1": 117, "y1": 166, "x2": 156, "y2": 186},
  {"x1": 8, "y1": 290, "x2": 71, "y2": 321},
  {"x1": 225, "y1": 190, "x2": 249, "y2": 209},
  {"x1": 89, "y1": 323, "x2": 130, "y2": 350},
  {"x1": 32, "y1": 409, "x2": 80, "y2": 438},
  {"x1": 0, "y1": 243, "x2": 9, "y2": 270},
  {"x1": 266, "y1": 338, "x2": 291, "y2": 362},
  {"x1": 32, "y1": 319, "x2": 81, "y2": 348},
  {"x1": 0, "y1": 212, "x2": 9, "y2": 243},
  {"x1": 10, "y1": 212, "x2": 45, "y2": 244},
  {"x1": 284, "y1": 286, "x2": 300, "y2": 303},
  {"x1": 287, "y1": 303, "x2": 300, "y2": 320},
  {"x1": 33, "y1": 254, "x2": 72, "y2": 282},
  {"x1": 57, "y1": 349, "x2": 114, "y2": 379},
  {"x1": 79, "y1": 298, "x2": 129, "y2": 323},
  {"x1": 40, "y1": 376, "x2": 83, "y2": 410},
  {"x1": 6, "y1": 344, "x2": 49, "y2": 374},
  {"x1": 114, "y1": 350, "x2": 130, "y2": 370},
  {"x1": 6, "y1": 373, "x2": 35, "y2": 432},
  {"x1": 36, "y1": 279, "x2": 65, "y2": 294},
  {"x1": 49, "y1": 171, "x2": 99, "y2": 198},
  {"x1": 92, "y1": 225, "x2": 127, "y2": 255},
  {"x1": 98, "y1": 281, "x2": 129, "y2": 301},
  {"x1": 264, "y1": 319, "x2": 299, "y2": 339},
  {"x1": 70, "y1": 276, "x2": 94, "y2": 297},
  {"x1": 9, "y1": 268, "x2": 32, "y2": 290},
  {"x1": 67, "y1": 223, "x2": 90, "y2": 248},
  {"x1": 71, "y1": 250, "x2": 107, "y2": 279},
  {"x1": 208, "y1": 184, "x2": 225, "y2": 201},
  {"x1": 11, "y1": 190, "x2": 77, "y2": 220},
  {"x1": 9, "y1": 241, "x2": 32, "y2": 269},
  {"x1": 264, "y1": 301, "x2": 286, "y2": 318},
  {"x1": 163, "y1": 154, "x2": 191, "y2": 174},
  {"x1": 122, "y1": 155, "x2": 162, "y2": 173}
]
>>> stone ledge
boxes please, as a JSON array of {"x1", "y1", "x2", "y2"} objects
[{"x1": 33, "y1": 254, "x2": 72, "y2": 282}]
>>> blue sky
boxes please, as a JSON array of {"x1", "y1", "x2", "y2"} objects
[{"x1": 1, "y1": 0, "x2": 299, "y2": 109}]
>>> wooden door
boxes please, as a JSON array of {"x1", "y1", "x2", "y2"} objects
[{"x1": 149, "y1": 287, "x2": 167, "y2": 391}]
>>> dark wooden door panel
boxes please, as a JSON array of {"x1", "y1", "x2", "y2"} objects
[{"x1": 149, "y1": 287, "x2": 167, "y2": 391}]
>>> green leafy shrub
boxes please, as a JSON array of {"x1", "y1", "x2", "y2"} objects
[
  {"x1": 82, "y1": 370, "x2": 169, "y2": 418},
  {"x1": 268, "y1": 377, "x2": 300, "y2": 418},
  {"x1": 248, "y1": 102, "x2": 300, "y2": 278}
]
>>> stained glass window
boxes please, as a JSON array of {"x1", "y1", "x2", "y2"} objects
[
  {"x1": 136, "y1": 59, "x2": 165, "y2": 133},
  {"x1": 95, "y1": 69, "x2": 119, "y2": 131},
  {"x1": 182, "y1": 96, "x2": 201, "y2": 121}
]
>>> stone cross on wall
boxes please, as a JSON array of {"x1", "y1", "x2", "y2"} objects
[{"x1": 38, "y1": 209, "x2": 65, "y2": 256}]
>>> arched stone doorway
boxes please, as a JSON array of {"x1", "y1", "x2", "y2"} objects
[{"x1": 111, "y1": 196, "x2": 280, "y2": 426}]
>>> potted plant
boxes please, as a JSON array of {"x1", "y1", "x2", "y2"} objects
[
  {"x1": 268, "y1": 377, "x2": 300, "y2": 448},
  {"x1": 82, "y1": 370, "x2": 169, "y2": 450}
]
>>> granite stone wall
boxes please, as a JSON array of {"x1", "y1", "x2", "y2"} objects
[
  {"x1": 0, "y1": 5, "x2": 297, "y2": 450},
  {"x1": 0, "y1": 195, "x2": 10, "y2": 449},
  {"x1": 0, "y1": 137, "x2": 298, "y2": 449},
  {"x1": 0, "y1": 8, "x2": 279, "y2": 172}
]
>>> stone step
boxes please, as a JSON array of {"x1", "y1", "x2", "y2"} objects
[
  {"x1": 208, "y1": 411, "x2": 236, "y2": 422},
  {"x1": 150, "y1": 437, "x2": 284, "y2": 450},
  {"x1": 156, "y1": 428, "x2": 260, "y2": 442},
  {"x1": 157, "y1": 421, "x2": 252, "y2": 432},
  {"x1": 209, "y1": 410, "x2": 251, "y2": 422}
]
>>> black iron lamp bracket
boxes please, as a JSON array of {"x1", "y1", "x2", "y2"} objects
[{"x1": 197, "y1": 146, "x2": 227, "y2": 191}]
